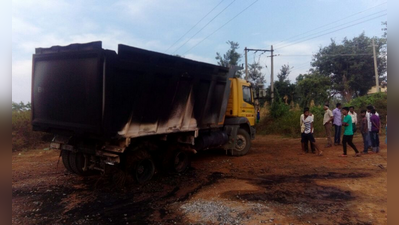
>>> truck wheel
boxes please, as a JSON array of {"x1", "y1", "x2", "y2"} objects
[
  {"x1": 68, "y1": 151, "x2": 93, "y2": 176},
  {"x1": 61, "y1": 150, "x2": 74, "y2": 173},
  {"x1": 125, "y1": 150, "x2": 155, "y2": 184},
  {"x1": 173, "y1": 151, "x2": 190, "y2": 173},
  {"x1": 230, "y1": 128, "x2": 251, "y2": 156}
]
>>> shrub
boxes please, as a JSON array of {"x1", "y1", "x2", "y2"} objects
[
  {"x1": 257, "y1": 107, "x2": 326, "y2": 138},
  {"x1": 269, "y1": 100, "x2": 289, "y2": 119},
  {"x1": 12, "y1": 110, "x2": 45, "y2": 151},
  {"x1": 346, "y1": 92, "x2": 387, "y2": 133},
  {"x1": 269, "y1": 90, "x2": 289, "y2": 119}
]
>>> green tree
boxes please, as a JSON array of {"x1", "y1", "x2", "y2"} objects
[
  {"x1": 12, "y1": 101, "x2": 31, "y2": 112},
  {"x1": 277, "y1": 64, "x2": 292, "y2": 82},
  {"x1": 247, "y1": 62, "x2": 266, "y2": 87},
  {"x1": 311, "y1": 32, "x2": 387, "y2": 101},
  {"x1": 247, "y1": 62, "x2": 267, "y2": 107},
  {"x1": 266, "y1": 64, "x2": 296, "y2": 104},
  {"x1": 215, "y1": 41, "x2": 242, "y2": 77},
  {"x1": 295, "y1": 71, "x2": 332, "y2": 107}
]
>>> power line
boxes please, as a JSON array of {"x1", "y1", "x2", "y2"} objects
[
  {"x1": 275, "y1": 10, "x2": 387, "y2": 49},
  {"x1": 292, "y1": 65, "x2": 311, "y2": 72},
  {"x1": 274, "y1": 2, "x2": 387, "y2": 47},
  {"x1": 172, "y1": 0, "x2": 236, "y2": 54},
  {"x1": 278, "y1": 54, "x2": 374, "y2": 57},
  {"x1": 183, "y1": 0, "x2": 260, "y2": 55},
  {"x1": 164, "y1": 0, "x2": 225, "y2": 52},
  {"x1": 257, "y1": 51, "x2": 266, "y2": 64},
  {"x1": 275, "y1": 13, "x2": 387, "y2": 50}
]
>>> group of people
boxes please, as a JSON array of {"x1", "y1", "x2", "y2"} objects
[{"x1": 300, "y1": 103, "x2": 384, "y2": 157}]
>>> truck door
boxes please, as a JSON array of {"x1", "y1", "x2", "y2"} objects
[{"x1": 239, "y1": 84, "x2": 255, "y2": 126}]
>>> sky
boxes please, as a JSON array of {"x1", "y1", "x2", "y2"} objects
[{"x1": 11, "y1": 0, "x2": 388, "y2": 103}]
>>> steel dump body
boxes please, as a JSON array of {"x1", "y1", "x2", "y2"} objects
[{"x1": 32, "y1": 42, "x2": 233, "y2": 139}]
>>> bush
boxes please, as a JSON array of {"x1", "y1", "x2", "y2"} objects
[
  {"x1": 269, "y1": 100, "x2": 289, "y2": 119},
  {"x1": 346, "y1": 92, "x2": 387, "y2": 133},
  {"x1": 269, "y1": 90, "x2": 289, "y2": 119},
  {"x1": 257, "y1": 107, "x2": 326, "y2": 138},
  {"x1": 345, "y1": 92, "x2": 387, "y2": 111},
  {"x1": 12, "y1": 110, "x2": 45, "y2": 151}
]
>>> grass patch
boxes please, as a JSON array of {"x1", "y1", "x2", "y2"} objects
[{"x1": 12, "y1": 110, "x2": 47, "y2": 151}]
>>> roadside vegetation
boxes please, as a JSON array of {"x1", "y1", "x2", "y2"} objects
[
  {"x1": 12, "y1": 102, "x2": 46, "y2": 151},
  {"x1": 256, "y1": 92, "x2": 387, "y2": 138}
]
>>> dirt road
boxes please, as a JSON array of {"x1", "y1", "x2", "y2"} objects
[{"x1": 12, "y1": 135, "x2": 387, "y2": 225}]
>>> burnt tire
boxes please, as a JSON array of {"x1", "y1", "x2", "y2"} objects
[
  {"x1": 161, "y1": 146, "x2": 191, "y2": 173},
  {"x1": 172, "y1": 151, "x2": 190, "y2": 173},
  {"x1": 125, "y1": 150, "x2": 155, "y2": 184},
  {"x1": 62, "y1": 150, "x2": 93, "y2": 176},
  {"x1": 230, "y1": 128, "x2": 251, "y2": 156},
  {"x1": 61, "y1": 150, "x2": 74, "y2": 173}
]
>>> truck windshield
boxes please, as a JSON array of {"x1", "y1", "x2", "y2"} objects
[{"x1": 242, "y1": 86, "x2": 252, "y2": 104}]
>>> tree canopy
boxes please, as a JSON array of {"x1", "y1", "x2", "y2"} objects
[
  {"x1": 266, "y1": 64, "x2": 296, "y2": 104},
  {"x1": 295, "y1": 72, "x2": 332, "y2": 107},
  {"x1": 277, "y1": 64, "x2": 292, "y2": 82},
  {"x1": 311, "y1": 32, "x2": 387, "y2": 101},
  {"x1": 215, "y1": 41, "x2": 243, "y2": 77},
  {"x1": 247, "y1": 62, "x2": 266, "y2": 87},
  {"x1": 12, "y1": 101, "x2": 31, "y2": 112}
]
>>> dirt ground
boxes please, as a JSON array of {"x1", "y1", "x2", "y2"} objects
[{"x1": 12, "y1": 135, "x2": 387, "y2": 225}]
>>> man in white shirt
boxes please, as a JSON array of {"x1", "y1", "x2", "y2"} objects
[
  {"x1": 349, "y1": 106, "x2": 358, "y2": 133},
  {"x1": 300, "y1": 107, "x2": 315, "y2": 153},
  {"x1": 366, "y1": 105, "x2": 379, "y2": 149},
  {"x1": 301, "y1": 108, "x2": 322, "y2": 155}
]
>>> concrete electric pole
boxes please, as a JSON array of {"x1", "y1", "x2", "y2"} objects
[
  {"x1": 270, "y1": 45, "x2": 274, "y2": 103},
  {"x1": 245, "y1": 47, "x2": 248, "y2": 80},
  {"x1": 372, "y1": 39, "x2": 380, "y2": 92}
]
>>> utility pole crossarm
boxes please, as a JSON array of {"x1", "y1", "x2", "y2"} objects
[
  {"x1": 245, "y1": 48, "x2": 272, "y2": 52},
  {"x1": 243, "y1": 46, "x2": 276, "y2": 102}
]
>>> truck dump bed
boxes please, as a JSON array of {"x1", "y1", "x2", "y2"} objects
[{"x1": 32, "y1": 41, "x2": 233, "y2": 139}]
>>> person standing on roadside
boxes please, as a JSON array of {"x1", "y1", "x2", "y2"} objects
[
  {"x1": 360, "y1": 110, "x2": 370, "y2": 154},
  {"x1": 300, "y1": 107, "x2": 315, "y2": 153},
  {"x1": 341, "y1": 107, "x2": 360, "y2": 157},
  {"x1": 332, "y1": 103, "x2": 342, "y2": 145},
  {"x1": 370, "y1": 109, "x2": 381, "y2": 153},
  {"x1": 301, "y1": 108, "x2": 323, "y2": 156},
  {"x1": 323, "y1": 104, "x2": 333, "y2": 147},
  {"x1": 349, "y1": 106, "x2": 358, "y2": 133},
  {"x1": 366, "y1": 105, "x2": 379, "y2": 150}
]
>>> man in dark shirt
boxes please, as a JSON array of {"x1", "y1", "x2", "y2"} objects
[
  {"x1": 360, "y1": 110, "x2": 369, "y2": 154},
  {"x1": 370, "y1": 109, "x2": 381, "y2": 153}
]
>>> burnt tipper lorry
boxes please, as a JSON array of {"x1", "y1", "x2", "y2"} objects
[{"x1": 32, "y1": 41, "x2": 261, "y2": 183}]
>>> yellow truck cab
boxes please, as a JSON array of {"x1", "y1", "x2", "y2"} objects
[
  {"x1": 222, "y1": 77, "x2": 257, "y2": 156},
  {"x1": 226, "y1": 78, "x2": 255, "y2": 126}
]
